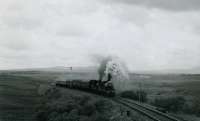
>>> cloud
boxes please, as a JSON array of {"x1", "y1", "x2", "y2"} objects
[
  {"x1": 0, "y1": 0, "x2": 200, "y2": 72},
  {"x1": 106, "y1": 0, "x2": 200, "y2": 11},
  {"x1": 0, "y1": 0, "x2": 45, "y2": 30}
]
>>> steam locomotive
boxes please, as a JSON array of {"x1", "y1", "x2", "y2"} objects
[{"x1": 55, "y1": 73, "x2": 115, "y2": 97}]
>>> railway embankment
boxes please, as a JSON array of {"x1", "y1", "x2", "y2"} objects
[{"x1": 35, "y1": 85, "x2": 149, "y2": 121}]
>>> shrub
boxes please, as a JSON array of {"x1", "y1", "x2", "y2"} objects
[
  {"x1": 90, "y1": 112, "x2": 110, "y2": 121},
  {"x1": 95, "y1": 99, "x2": 113, "y2": 113},
  {"x1": 120, "y1": 90, "x2": 148, "y2": 102},
  {"x1": 136, "y1": 90, "x2": 148, "y2": 102},
  {"x1": 81, "y1": 101, "x2": 96, "y2": 116},
  {"x1": 152, "y1": 96, "x2": 186, "y2": 112},
  {"x1": 64, "y1": 109, "x2": 79, "y2": 121},
  {"x1": 35, "y1": 90, "x2": 115, "y2": 121},
  {"x1": 182, "y1": 98, "x2": 200, "y2": 116},
  {"x1": 44, "y1": 87, "x2": 61, "y2": 99},
  {"x1": 191, "y1": 99, "x2": 200, "y2": 116}
]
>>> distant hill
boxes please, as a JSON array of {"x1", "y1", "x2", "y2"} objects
[
  {"x1": 132, "y1": 67, "x2": 200, "y2": 74},
  {"x1": 0, "y1": 66, "x2": 98, "y2": 73},
  {"x1": 1, "y1": 66, "x2": 200, "y2": 75}
]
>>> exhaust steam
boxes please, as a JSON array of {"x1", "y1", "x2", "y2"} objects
[{"x1": 96, "y1": 55, "x2": 130, "y2": 92}]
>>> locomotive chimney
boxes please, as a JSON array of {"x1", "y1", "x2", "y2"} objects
[{"x1": 107, "y1": 73, "x2": 112, "y2": 81}]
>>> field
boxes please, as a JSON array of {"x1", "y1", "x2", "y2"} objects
[
  {"x1": 128, "y1": 74, "x2": 200, "y2": 120},
  {"x1": 0, "y1": 71, "x2": 144, "y2": 121},
  {"x1": 0, "y1": 72, "x2": 52, "y2": 121},
  {"x1": 128, "y1": 74, "x2": 200, "y2": 99},
  {"x1": 0, "y1": 70, "x2": 200, "y2": 121}
]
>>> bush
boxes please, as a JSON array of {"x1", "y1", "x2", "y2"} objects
[
  {"x1": 44, "y1": 87, "x2": 61, "y2": 99},
  {"x1": 120, "y1": 90, "x2": 148, "y2": 102},
  {"x1": 95, "y1": 99, "x2": 113, "y2": 113},
  {"x1": 191, "y1": 99, "x2": 200, "y2": 116},
  {"x1": 152, "y1": 96, "x2": 186, "y2": 112},
  {"x1": 182, "y1": 98, "x2": 200, "y2": 116},
  {"x1": 81, "y1": 101, "x2": 96, "y2": 116},
  {"x1": 90, "y1": 112, "x2": 110, "y2": 121},
  {"x1": 35, "y1": 90, "x2": 115, "y2": 121}
]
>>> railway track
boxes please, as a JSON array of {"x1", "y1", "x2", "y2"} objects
[
  {"x1": 113, "y1": 98, "x2": 182, "y2": 121},
  {"x1": 56, "y1": 85, "x2": 185, "y2": 121}
]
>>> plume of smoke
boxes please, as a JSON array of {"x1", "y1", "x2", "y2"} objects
[
  {"x1": 98, "y1": 57, "x2": 112, "y2": 81},
  {"x1": 90, "y1": 54, "x2": 130, "y2": 92},
  {"x1": 104, "y1": 57, "x2": 130, "y2": 92},
  {"x1": 90, "y1": 54, "x2": 112, "y2": 81}
]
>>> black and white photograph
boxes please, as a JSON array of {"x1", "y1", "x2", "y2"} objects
[{"x1": 1, "y1": 0, "x2": 200, "y2": 121}]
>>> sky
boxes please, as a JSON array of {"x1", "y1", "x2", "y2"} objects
[{"x1": 0, "y1": 0, "x2": 200, "y2": 72}]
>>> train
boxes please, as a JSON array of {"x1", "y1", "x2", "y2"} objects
[{"x1": 55, "y1": 73, "x2": 115, "y2": 97}]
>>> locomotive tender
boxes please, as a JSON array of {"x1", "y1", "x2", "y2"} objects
[{"x1": 56, "y1": 73, "x2": 115, "y2": 97}]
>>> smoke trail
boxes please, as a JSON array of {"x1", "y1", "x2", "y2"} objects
[
  {"x1": 90, "y1": 54, "x2": 130, "y2": 92},
  {"x1": 98, "y1": 57, "x2": 111, "y2": 81},
  {"x1": 104, "y1": 57, "x2": 130, "y2": 92},
  {"x1": 89, "y1": 54, "x2": 111, "y2": 81}
]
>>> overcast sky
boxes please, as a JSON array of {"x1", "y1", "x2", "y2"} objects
[{"x1": 0, "y1": 0, "x2": 200, "y2": 71}]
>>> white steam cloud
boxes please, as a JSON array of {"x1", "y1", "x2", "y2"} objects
[{"x1": 104, "y1": 57, "x2": 130, "y2": 92}]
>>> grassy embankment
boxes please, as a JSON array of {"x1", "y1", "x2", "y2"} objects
[
  {"x1": 0, "y1": 73, "x2": 47, "y2": 121},
  {"x1": 0, "y1": 72, "x2": 147, "y2": 121},
  {"x1": 127, "y1": 74, "x2": 200, "y2": 120},
  {"x1": 35, "y1": 85, "x2": 149, "y2": 121}
]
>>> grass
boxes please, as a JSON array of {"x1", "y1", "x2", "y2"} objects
[
  {"x1": 175, "y1": 80, "x2": 200, "y2": 98},
  {"x1": 151, "y1": 96, "x2": 186, "y2": 113},
  {"x1": 0, "y1": 74, "x2": 44, "y2": 121},
  {"x1": 1, "y1": 71, "x2": 200, "y2": 120},
  {"x1": 129, "y1": 74, "x2": 200, "y2": 119},
  {"x1": 36, "y1": 86, "x2": 147, "y2": 121},
  {"x1": 0, "y1": 72, "x2": 147, "y2": 121},
  {"x1": 120, "y1": 90, "x2": 148, "y2": 102},
  {"x1": 36, "y1": 87, "x2": 114, "y2": 121}
]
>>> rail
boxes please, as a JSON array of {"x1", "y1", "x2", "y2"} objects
[{"x1": 113, "y1": 98, "x2": 182, "y2": 121}]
